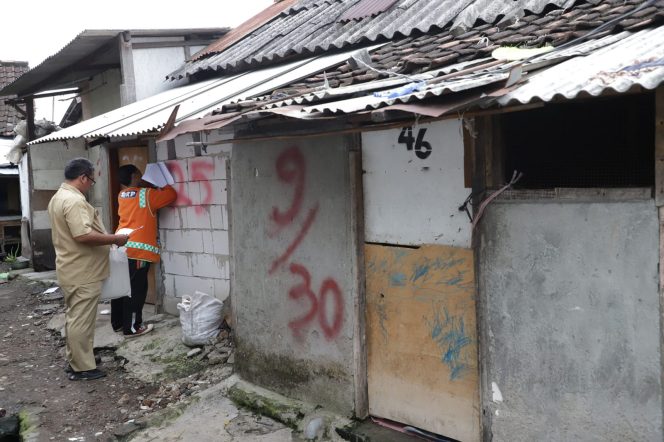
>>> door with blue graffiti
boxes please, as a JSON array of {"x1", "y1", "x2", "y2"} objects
[{"x1": 362, "y1": 121, "x2": 480, "y2": 442}]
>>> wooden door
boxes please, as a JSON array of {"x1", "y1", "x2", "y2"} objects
[{"x1": 365, "y1": 244, "x2": 480, "y2": 441}]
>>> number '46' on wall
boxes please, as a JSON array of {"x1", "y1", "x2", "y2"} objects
[{"x1": 398, "y1": 127, "x2": 432, "y2": 159}]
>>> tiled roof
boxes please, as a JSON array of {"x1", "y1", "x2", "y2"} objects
[
  {"x1": 0, "y1": 61, "x2": 29, "y2": 137},
  {"x1": 169, "y1": 0, "x2": 582, "y2": 79},
  {"x1": 274, "y1": 0, "x2": 664, "y2": 92}
]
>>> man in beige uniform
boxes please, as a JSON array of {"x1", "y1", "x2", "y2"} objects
[{"x1": 48, "y1": 158, "x2": 129, "y2": 381}]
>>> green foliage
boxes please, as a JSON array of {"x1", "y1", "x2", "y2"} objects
[{"x1": 4, "y1": 247, "x2": 18, "y2": 263}]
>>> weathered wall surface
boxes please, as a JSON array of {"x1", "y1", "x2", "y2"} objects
[
  {"x1": 231, "y1": 137, "x2": 361, "y2": 414},
  {"x1": 29, "y1": 139, "x2": 88, "y2": 269},
  {"x1": 156, "y1": 132, "x2": 232, "y2": 314},
  {"x1": 479, "y1": 200, "x2": 662, "y2": 441},
  {"x1": 132, "y1": 45, "x2": 188, "y2": 100},
  {"x1": 81, "y1": 69, "x2": 122, "y2": 120},
  {"x1": 362, "y1": 119, "x2": 470, "y2": 248}
]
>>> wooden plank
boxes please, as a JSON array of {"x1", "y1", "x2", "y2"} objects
[
  {"x1": 655, "y1": 88, "x2": 664, "y2": 206},
  {"x1": 117, "y1": 146, "x2": 149, "y2": 173},
  {"x1": 462, "y1": 117, "x2": 475, "y2": 189},
  {"x1": 365, "y1": 244, "x2": 480, "y2": 442},
  {"x1": 348, "y1": 134, "x2": 368, "y2": 418}
]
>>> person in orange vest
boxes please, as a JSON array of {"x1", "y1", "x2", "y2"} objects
[{"x1": 111, "y1": 164, "x2": 177, "y2": 337}]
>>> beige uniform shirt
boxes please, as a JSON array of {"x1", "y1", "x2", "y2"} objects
[{"x1": 47, "y1": 183, "x2": 110, "y2": 285}]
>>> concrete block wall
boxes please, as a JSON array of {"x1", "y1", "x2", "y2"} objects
[{"x1": 156, "y1": 131, "x2": 233, "y2": 314}]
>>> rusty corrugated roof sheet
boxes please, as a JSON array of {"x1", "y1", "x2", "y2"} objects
[
  {"x1": 338, "y1": 0, "x2": 400, "y2": 21},
  {"x1": 0, "y1": 61, "x2": 29, "y2": 137},
  {"x1": 193, "y1": 0, "x2": 299, "y2": 60}
]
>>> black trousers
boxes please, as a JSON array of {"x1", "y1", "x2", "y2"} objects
[{"x1": 111, "y1": 259, "x2": 150, "y2": 334}]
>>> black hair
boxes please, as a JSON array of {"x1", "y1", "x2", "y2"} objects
[
  {"x1": 64, "y1": 157, "x2": 94, "y2": 180},
  {"x1": 119, "y1": 164, "x2": 140, "y2": 186}
]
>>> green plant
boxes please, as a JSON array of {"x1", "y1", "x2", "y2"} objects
[{"x1": 4, "y1": 247, "x2": 18, "y2": 263}]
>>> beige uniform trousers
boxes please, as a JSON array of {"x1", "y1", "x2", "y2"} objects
[{"x1": 61, "y1": 281, "x2": 102, "y2": 372}]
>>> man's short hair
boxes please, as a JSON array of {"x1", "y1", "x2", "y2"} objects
[
  {"x1": 119, "y1": 164, "x2": 140, "y2": 186},
  {"x1": 64, "y1": 158, "x2": 94, "y2": 180}
]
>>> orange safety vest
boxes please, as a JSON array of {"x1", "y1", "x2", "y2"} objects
[{"x1": 116, "y1": 186, "x2": 177, "y2": 262}]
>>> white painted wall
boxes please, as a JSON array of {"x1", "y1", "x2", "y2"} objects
[
  {"x1": 132, "y1": 46, "x2": 189, "y2": 100},
  {"x1": 362, "y1": 119, "x2": 470, "y2": 248}
]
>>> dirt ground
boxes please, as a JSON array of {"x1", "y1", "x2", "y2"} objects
[{"x1": 0, "y1": 272, "x2": 158, "y2": 441}]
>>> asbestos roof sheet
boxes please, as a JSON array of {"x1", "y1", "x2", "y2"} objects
[
  {"x1": 497, "y1": 26, "x2": 664, "y2": 105},
  {"x1": 338, "y1": 0, "x2": 400, "y2": 21},
  {"x1": 30, "y1": 47, "x2": 369, "y2": 144},
  {"x1": 247, "y1": 25, "x2": 664, "y2": 116},
  {"x1": 271, "y1": 0, "x2": 664, "y2": 92},
  {"x1": 170, "y1": 0, "x2": 583, "y2": 79}
]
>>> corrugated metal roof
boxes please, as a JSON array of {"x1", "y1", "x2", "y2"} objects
[
  {"x1": 497, "y1": 26, "x2": 664, "y2": 105},
  {"x1": 253, "y1": 57, "x2": 494, "y2": 109},
  {"x1": 169, "y1": 0, "x2": 577, "y2": 79},
  {"x1": 0, "y1": 28, "x2": 227, "y2": 97},
  {"x1": 30, "y1": 47, "x2": 369, "y2": 144}
]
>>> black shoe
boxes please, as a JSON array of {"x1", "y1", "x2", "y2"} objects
[
  {"x1": 64, "y1": 355, "x2": 102, "y2": 373},
  {"x1": 68, "y1": 368, "x2": 106, "y2": 381}
]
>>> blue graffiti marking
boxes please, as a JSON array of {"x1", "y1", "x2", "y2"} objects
[
  {"x1": 393, "y1": 249, "x2": 408, "y2": 263},
  {"x1": 432, "y1": 256, "x2": 465, "y2": 272},
  {"x1": 389, "y1": 272, "x2": 407, "y2": 287},
  {"x1": 428, "y1": 306, "x2": 471, "y2": 381},
  {"x1": 444, "y1": 274, "x2": 463, "y2": 286},
  {"x1": 411, "y1": 263, "x2": 430, "y2": 282}
]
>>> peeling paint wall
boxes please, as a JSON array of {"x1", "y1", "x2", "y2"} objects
[
  {"x1": 478, "y1": 200, "x2": 662, "y2": 441},
  {"x1": 230, "y1": 136, "x2": 361, "y2": 414}
]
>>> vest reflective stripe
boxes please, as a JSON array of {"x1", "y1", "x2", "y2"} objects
[
  {"x1": 126, "y1": 241, "x2": 160, "y2": 255},
  {"x1": 139, "y1": 189, "x2": 147, "y2": 208}
]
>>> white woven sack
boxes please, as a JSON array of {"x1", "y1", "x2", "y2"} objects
[
  {"x1": 177, "y1": 290, "x2": 223, "y2": 346},
  {"x1": 100, "y1": 246, "x2": 131, "y2": 300}
]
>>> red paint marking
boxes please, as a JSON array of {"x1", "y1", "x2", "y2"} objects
[
  {"x1": 271, "y1": 147, "x2": 305, "y2": 227},
  {"x1": 191, "y1": 161, "x2": 215, "y2": 215},
  {"x1": 266, "y1": 146, "x2": 344, "y2": 340},
  {"x1": 165, "y1": 162, "x2": 192, "y2": 206},
  {"x1": 166, "y1": 160, "x2": 216, "y2": 213},
  {"x1": 287, "y1": 263, "x2": 318, "y2": 341},
  {"x1": 268, "y1": 204, "x2": 318, "y2": 275},
  {"x1": 318, "y1": 278, "x2": 344, "y2": 339},
  {"x1": 287, "y1": 263, "x2": 344, "y2": 341}
]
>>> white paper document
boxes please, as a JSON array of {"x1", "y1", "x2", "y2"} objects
[{"x1": 142, "y1": 162, "x2": 175, "y2": 187}]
